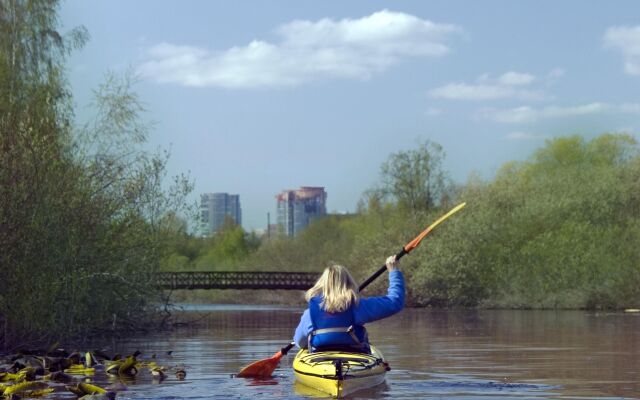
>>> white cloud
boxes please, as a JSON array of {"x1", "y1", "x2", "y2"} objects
[
  {"x1": 430, "y1": 83, "x2": 508, "y2": 100},
  {"x1": 604, "y1": 25, "x2": 640, "y2": 75},
  {"x1": 480, "y1": 102, "x2": 640, "y2": 124},
  {"x1": 138, "y1": 10, "x2": 462, "y2": 88},
  {"x1": 482, "y1": 106, "x2": 537, "y2": 123},
  {"x1": 496, "y1": 71, "x2": 535, "y2": 86},
  {"x1": 505, "y1": 131, "x2": 548, "y2": 141},
  {"x1": 619, "y1": 103, "x2": 640, "y2": 113},
  {"x1": 428, "y1": 71, "x2": 544, "y2": 101}
]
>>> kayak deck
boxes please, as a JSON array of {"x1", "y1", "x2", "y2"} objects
[{"x1": 293, "y1": 346, "x2": 388, "y2": 397}]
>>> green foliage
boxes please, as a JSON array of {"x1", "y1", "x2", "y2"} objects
[
  {"x1": 424, "y1": 133, "x2": 640, "y2": 309},
  {"x1": 3, "y1": 4, "x2": 637, "y2": 351},
  {"x1": 247, "y1": 215, "x2": 360, "y2": 272},
  {"x1": 162, "y1": 219, "x2": 260, "y2": 271},
  {"x1": 248, "y1": 134, "x2": 640, "y2": 310},
  {"x1": 0, "y1": 0, "x2": 192, "y2": 349},
  {"x1": 372, "y1": 139, "x2": 450, "y2": 213}
]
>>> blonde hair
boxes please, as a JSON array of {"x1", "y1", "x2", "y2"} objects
[{"x1": 305, "y1": 264, "x2": 360, "y2": 313}]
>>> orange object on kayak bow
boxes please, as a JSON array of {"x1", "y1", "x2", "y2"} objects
[{"x1": 237, "y1": 343, "x2": 295, "y2": 378}]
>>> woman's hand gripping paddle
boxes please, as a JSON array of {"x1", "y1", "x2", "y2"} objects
[{"x1": 237, "y1": 202, "x2": 466, "y2": 378}]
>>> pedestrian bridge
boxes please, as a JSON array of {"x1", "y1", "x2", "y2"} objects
[{"x1": 156, "y1": 271, "x2": 320, "y2": 290}]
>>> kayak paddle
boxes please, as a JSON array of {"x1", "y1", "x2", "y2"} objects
[
  {"x1": 237, "y1": 202, "x2": 466, "y2": 378},
  {"x1": 237, "y1": 342, "x2": 295, "y2": 378},
  {"x1": 358, "y1": 201, "x2": 466, "y2": 291}
]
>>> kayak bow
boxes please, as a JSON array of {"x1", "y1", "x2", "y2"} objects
[{"x1": 293, "y1": 346, "x2": 388, "y2": 398}]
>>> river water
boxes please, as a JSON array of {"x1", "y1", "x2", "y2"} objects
[{"x1": 53, "y1": 305, "x2": 639, "y2": 399}]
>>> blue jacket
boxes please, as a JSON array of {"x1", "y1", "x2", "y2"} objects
[{"x1": 293, "y1": 269, "x2": 405, "y2": 350}]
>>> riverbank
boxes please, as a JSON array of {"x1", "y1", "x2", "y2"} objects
[
  {"x1": 167, "y1": 289, "x2": 307, "y2": 306},
  {"x1": 162, "y1": 292, "x2": 640, "y2": 312}
]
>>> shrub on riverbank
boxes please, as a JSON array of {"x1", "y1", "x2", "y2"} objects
[
  {"x1": 0, "y1": 1, "x2": 191, "y2": 350},
  {"x1": 164, "y1": 134, "x2": 640, "y2": 309},
  {"x1": 458, "y1": 134, "x2": 640, "y2": 309},
  {"x1": 246, "y1": 134, "x2": 640, "y2": 309}
]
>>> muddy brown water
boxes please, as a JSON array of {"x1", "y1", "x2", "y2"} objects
[{"x1": 37, "y1": 306, "x2": 640, "y2": 399}]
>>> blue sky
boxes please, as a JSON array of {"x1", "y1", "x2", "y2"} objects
[{"x1": 60, "y1": 1, "x2": 640, "y2": 230}]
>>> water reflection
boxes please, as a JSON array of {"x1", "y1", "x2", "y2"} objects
[
  {"x1": 383, "y1": 309, "x2": 640, "y2": 398},
  {"x1": 53, "y1": 307, "x2": 640, "y2": 399},
  {"x1": 293, "y1": 380, "x2": 390, "y2": 399}
]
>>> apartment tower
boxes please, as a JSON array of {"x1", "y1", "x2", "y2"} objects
[
  {"x1": 200, "y1": 193, "x2": 242, "y2": 236},
  {"x1": 276, "y1": 187, "x2": 327, "y2": 237}
]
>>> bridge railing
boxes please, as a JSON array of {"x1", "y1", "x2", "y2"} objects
[{"x1": 155, "y1": 271, "x2": 320, "y2": 290}]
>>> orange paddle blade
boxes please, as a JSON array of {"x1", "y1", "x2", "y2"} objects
[
  {"x1": 404, "y1": 202, "x2": 466, "y2": 252},
  {"x1": 237, "y1": 351, "x2": 283, "y2": 378}
]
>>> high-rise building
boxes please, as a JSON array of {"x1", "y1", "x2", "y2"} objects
[
  {"x1": 200, "y1": 193, "x2": 242, "y2": 236},
  {"x1": 276, "y1": 187, "x2": 327, "y2": 237}
]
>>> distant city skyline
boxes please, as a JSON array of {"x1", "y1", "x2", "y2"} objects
[
  {"x1": 276, "y1": 187, "x2": 327, "y2": 236},
  {"x1": 199, "y1": 193, "x2": 242, "y2": 236},
  {"x1": 200, "y1": 187, "x2": 328, "y2": 234},
  {"x1": 60, "y1": 1, "x2": 640, "y2": 230}
]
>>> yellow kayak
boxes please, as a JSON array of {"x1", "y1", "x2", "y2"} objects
[{"x1": 293, "y1": 346, "x2": 388, "y2": 397}]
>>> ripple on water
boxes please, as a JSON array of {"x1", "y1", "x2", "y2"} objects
[
  {"x1": 389, "y1": 375, "x2": 560, "y2": 399},
  {"x1": 61, "y1": 308, "x2": 639, "y2": 399}
]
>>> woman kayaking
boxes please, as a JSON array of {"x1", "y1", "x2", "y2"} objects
[
  {"x1": 293, "y1": 255, "x2": 404, "y2": 354},
  {"x1": 238, "y1": 204, "x2": 463, "y2": 398}
]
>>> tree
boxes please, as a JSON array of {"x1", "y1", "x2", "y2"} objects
[
  {"x1": 0, "y1": 0, "x2": 193, "y2": 348},
  {"x1": 377, "y1": 139, "x2": 449, "y2": 213},
  {"x1": 0, "y1": 0, "x2": 89, "y2": 347}
]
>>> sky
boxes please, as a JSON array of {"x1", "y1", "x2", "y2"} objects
[{"x1": 59, "y1": 1, "x2": 640, "y2": 231}]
